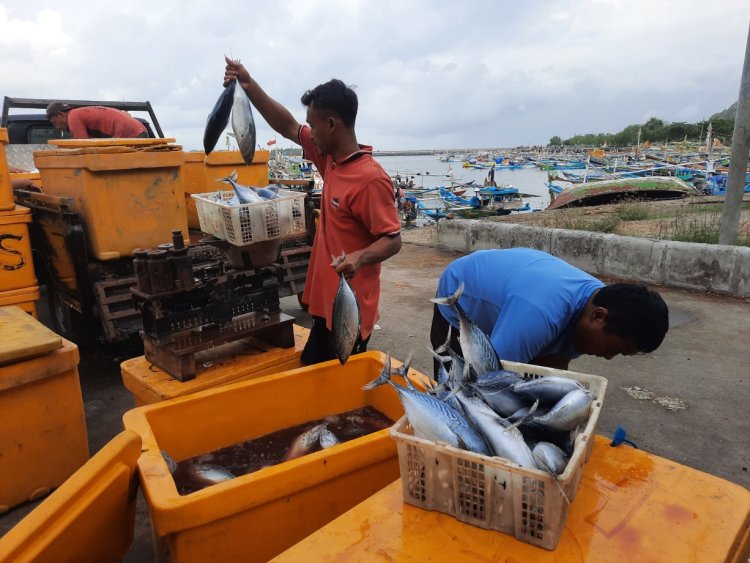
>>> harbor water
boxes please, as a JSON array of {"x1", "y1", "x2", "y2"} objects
[{"x1": 374, "y1": 154, "x2": 552, "y2": 209}]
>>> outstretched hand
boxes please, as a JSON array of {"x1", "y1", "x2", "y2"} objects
[{"x1": 224, "y1": 55, "x2": 252, "y2": 89}]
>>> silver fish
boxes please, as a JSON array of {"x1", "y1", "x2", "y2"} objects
[
  {"x1": 203, "y1": 81, "x2": 235, "y2": 154},
  {"x1": 532, "y1": 442, "x2": 569, "y2": 475},
  {"x1": 254, "y1": 185, "x2": 280, "y2": 200},
  {"x1": 469, "y1": 376, "x2": 529, "y2": 418},
  {"x1": 454, "y1": 392, "x2": 537, "y2": 469},
  {"x1": 363, "y1": 353, "x2": 491, "y2": 456},
  {"x1": 284, "y1": 424, "x2": 325, "y2": 461},
  {"x1": 217, "y1": 170, "x2": 264, "y2": 204},
  {"x1": 192, "y1": 463, "x2": 235, "y2": 484},
  {"x1": 231, "y1": 79, "x2": 256, "y2": 165},
  {"x1": 531, "y1": 388, "x2": 593, "y2": 432},
  {"x1": 430, "y1": 282, "x2": 500, "y2": 375},
  {"x1": 512, "y1": 376, "x2": 583, "y2": 407},
  {"x1": 160, "y1": 450, "x2": 178, "y2": 474},
  {"x1": 320, "y1": 426, "x2": 340, "y2": 449},
  {"x1": 332, "y1": 273, "x2": 360, "y2": 365}
]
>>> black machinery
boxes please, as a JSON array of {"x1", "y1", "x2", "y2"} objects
[{"x1": 131, "y1": 231, "x2": 299, "y2": 381}]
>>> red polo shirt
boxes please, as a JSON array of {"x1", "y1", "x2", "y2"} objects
[
  {"x1": 299, "y1": 125, "x2": 400, "y2": 339},
  {"x1": 67, "y1": 106, "x2": 147, "y2": 139}
]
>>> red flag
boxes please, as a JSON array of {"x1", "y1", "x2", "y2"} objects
[{"x1": 267, "y1": 139, "x2": 276, "y2": 146}]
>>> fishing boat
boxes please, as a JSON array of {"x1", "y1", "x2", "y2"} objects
[{"x1": 547, "y1": 177, "x2": 698, "y2": 210}]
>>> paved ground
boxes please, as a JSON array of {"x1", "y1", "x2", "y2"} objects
[{"x1": 1, "y1": 240, "x2": 748, "y2": 561}]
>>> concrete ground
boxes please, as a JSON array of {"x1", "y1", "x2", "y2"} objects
[{"x1": 1, "y1": 240, "x2": 748, "y2": 561}]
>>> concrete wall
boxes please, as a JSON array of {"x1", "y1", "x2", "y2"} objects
[{"x1": 437, "y1": 219, "x2": 750, "y2": 297}]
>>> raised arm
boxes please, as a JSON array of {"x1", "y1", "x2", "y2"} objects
[{"x1": 223, "y1": 56, "x2": 301, "y2": 142}]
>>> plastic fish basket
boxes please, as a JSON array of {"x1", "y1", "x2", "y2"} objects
[
  {"x1": 390, "y1": 361, "x2": 608, "y2": 551},
  {"x1": 192, "y1": 189, "x2": 306, "y2": 245}
]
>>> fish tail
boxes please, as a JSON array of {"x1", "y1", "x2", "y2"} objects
[
  {"x1": 429, "y1": 281, "x2": 465, "y2": 307},
  {"x1": 434, "y1": 324, "x2": 453, "y2": 354},
  {"x1": 393, "y1": 352, "x2": 414, "y2": 390},
  {"x1": 362, "y1": 353, "x2": 392, "y2": 390}
]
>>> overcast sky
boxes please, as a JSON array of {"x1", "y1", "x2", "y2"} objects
[{"x1": 2, "y1": 1, "x2": 748, "y2": 151}]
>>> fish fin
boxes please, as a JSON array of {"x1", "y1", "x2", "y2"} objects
[
  {"x1": 394, "y1": 352, "x2": 415, "y2": 390},
  {"x1": 229, "y1": 170, "x2": 238, "y2": 182},
  {"x1": 362, "y1": 353, "x2": 392, "y2": 390},
  {"x1": 435, "y1": 324, "x2": 453, "y2": 354},
  {"x1": 429, "y1": 281, "x2": 465, "y2": 306}
]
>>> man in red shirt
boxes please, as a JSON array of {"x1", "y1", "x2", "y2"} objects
[
  {"x1": 224, "y1": 57, "x2": 402, "y2": 365},
  {"x1": 46, "y1": 102, "x2": 148, "y2": 139}
]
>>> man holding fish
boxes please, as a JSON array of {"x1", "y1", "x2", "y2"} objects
[
  {"x1": 223, "y1": 57, "x2": 401, "y2": 365},
  {"x1": 431, "y1": 248, "x2": 669, "y2": 371}
]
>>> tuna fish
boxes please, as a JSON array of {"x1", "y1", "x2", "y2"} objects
[
  {"x1": 512, "y1": 376, "x2": 584, "y2": 407},
  {"x1": 532, "y1": 442, "x2": 569, "y2": 475},
  {"x1": 469, "y1": 377, "x2": 530, "y2": 418},
  {"x1": 430, "y1": 283, "x2": 500, "y2": 375},
  {"x1": 231, "y1": 77, "x2": 256, "y2": 165},
  {"x1": 332, "y1": 272, "x2": 360, "y2": 365},
  {"x1": 363, "y1": 354, "x2": 492, "y2": 456},
  {"x1": 529, "y1": 388, "x2": 593, "y2": 432},
  {"x1": 454, "y1": 392, "x2": 537, "y2": 469},
  {"x1": 217, "y1": 170, "x2": 264, "y2": 204},
  {"x1": 203, "y1": 81, "x2": 235, "y2": 154}
]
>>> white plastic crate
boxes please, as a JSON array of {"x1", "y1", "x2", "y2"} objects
[
  {"x1": 390, "y1": 361, "x2": 608, "y2": 551},
  {"x1": 192, "y1": 189, "x2": 307, "y2": 246}
]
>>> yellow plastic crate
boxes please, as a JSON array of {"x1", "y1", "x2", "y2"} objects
[
  {"x1": 0, "y1": 128, "x2": 14, "y2": 212},
  {"x1": 0, "y1": 430, "x2": 141, "y2": 563},
  {"x1": 391, "y1": 361, "x2": 608, "y2": 551},
  {"x1": 33, "y1": 146, "x2": 188, "y2": 260},
  {"x1": 120, "y1": 324, "x2": 309, "y2": 406},
  {"x1": 123, "y1": 351, "x2": 411, "y2": 563},
  {"x1": 0, "y1": 205, "x2": 37, "y2": 292},
  {"x1": 183, "y1": 150, "x2": 269, "y2": 230},
  {"x1": 0, "y1": 335, "x2": 89, "y2": 512}
]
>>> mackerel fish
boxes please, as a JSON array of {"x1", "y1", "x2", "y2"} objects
[
  {"x1": 217, "y1": 170, "x2": 264, "y2": 204},
  {"x1": 203, "y1": 81, "x2": 235, "y2": 154},
  {"x1": 529, "y1": 388, "x2": 593, "y2": 432},
  {"x1": 332, "y1": 272, "x2": 360, "y2": 365},
  {"x1": 231, "y1": 77, "x2": 256, "y2": 165},
  {"x1": 532, "y1": 442, "x2": 569, "y2": 475}
]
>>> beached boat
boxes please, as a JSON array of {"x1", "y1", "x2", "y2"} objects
[{"x1": 547, "y1": 177, "x2": 698, "y2": 210}]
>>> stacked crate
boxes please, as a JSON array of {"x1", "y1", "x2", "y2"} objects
[{"x1": 0, "y1": 128, "x2": 38, "y2": 316}]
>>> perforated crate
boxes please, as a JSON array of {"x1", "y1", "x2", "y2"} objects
[
  {"x1": 192, "y1": 189, "x2": 307, "y2": 246},
  {"x1": 390, "y1": 361, "x2": 607, "y2": 550}
]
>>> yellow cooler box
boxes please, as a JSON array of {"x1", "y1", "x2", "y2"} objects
[
  {"x1": 0, "y1": 128, "x2": 14, "y2": 212},
  {"x1": 0, "y1": 285, "x2": 40, "y2": 318},
  {"x1": 123, "y1": 351, "x2": 410, "y2": 563},
  {"x1": 121, "y1": 324, "x2": 308, "y2": 406},
  {"x1": 183, "y1": 150, "x2": 270, "y2": 230},
  {"x1": 0, "y1": 205, "x2": 37, "y2": 292},
  {"x1": 33, "y1": 144, "x2": 188, "y2": 260},
  {"x1": 0, "y1": 307, "x2": 89, "y2": 512}
]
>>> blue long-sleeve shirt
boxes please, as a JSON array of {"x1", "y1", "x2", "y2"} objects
[{"x1": 436, "y1": 248, "x2": 603, "y2": 363}]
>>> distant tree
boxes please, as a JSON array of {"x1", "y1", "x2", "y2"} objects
[{"x1": 549, "y1": 136, "x2": 562, "y2": 146}]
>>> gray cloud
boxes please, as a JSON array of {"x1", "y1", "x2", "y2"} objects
[{"x1": 1, "y1": 0, "x2": 746, "y2": 150}]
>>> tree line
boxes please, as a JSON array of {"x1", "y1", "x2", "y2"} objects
[{"x1": 549, "y1": 116, "x2": 735, "y2": 147}]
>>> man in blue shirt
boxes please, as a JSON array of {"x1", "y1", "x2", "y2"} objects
[{"x1": 431, "y1": 248, "x2": 669, "y2": 370}]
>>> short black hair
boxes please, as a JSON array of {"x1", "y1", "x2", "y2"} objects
[
  {"x1": 300, "y1": 79, "x2": 358, "y2": 128},
  {"x1": 593, "y1": 283, "x2": 669, "y2": 353}
]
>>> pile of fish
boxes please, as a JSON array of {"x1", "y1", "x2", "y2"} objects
[
  {"x1": 203, "y1": 66, "x2": 257, "y2": 165},
  {"x1": 161, "y1": 406, "x2": 393, "y2": 495},
  {"x1": 211, "y1": 170, "x2": 283, "y2": 205},
  {"x1": 363, "y1": 283, "x2": 595, "y2": 476}
]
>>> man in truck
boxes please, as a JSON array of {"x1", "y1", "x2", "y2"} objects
[
  {"x1": 46, "y1": 102, "x2": 148, "y2": 139},
  {"x1": 223, "y1": 57, "x2": 402, "y2": 365}
]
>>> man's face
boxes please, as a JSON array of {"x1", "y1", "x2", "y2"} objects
[
  {"x1": 305, "y1": 105, "x2": 335, "y2": 155},
  {"x1": 50, "y1": 113, "x2": 67, "y2": 130},
  {"x1": 574, "y1": 307, "x2": 641, "y2": 359}
]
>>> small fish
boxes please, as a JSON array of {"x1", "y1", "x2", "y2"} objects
[
  {"x1": 530, "y1": 388, "x2": 593, "y2": 432},
  {"x1": 363, "y1": 353, "x2": 491, "y2": 456},
  {"x1": 160, "y1": 450, "x2": 178, "y2": 474},
  {"x1": 284, "y1": 424, "x2": 325, "y2": 461},
  {"x1": 332, "y1": 272, "x2": 360, "y2": 365},
  {"x1": 320, "y1": 426, "x2": 340, "y2": 449},
  {"x1": 203, "y1": 81, "x2": 236, "y2": 154},
  {"x1": 192, "y1": 463, "x2": 235, "y2": 484},
  {"x1": 512, "y1": 376, "x2": 583, "y2": 407},
  {"x1": 532, "y1": 442, "x2": 569, "y2": 475},
  {"x1": 430, "y1": 283, "x2": 500, "y2": 375},
  {"x1": 231, "y1": 75, "x2": 256, "y2": 165},
  {"x1": 217, "y1": 170, "x2": 264, "y2": 204}
]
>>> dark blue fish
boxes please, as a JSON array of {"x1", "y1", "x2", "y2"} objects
[{"x1": 203, "y1": 81, "x2": 236, "y2": 154}]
